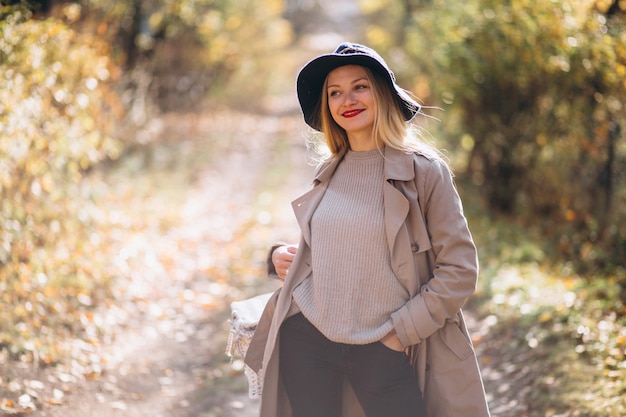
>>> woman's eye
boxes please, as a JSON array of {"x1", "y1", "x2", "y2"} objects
[{"x1": 329, "y1": 90, "x2": 341, "y2": 97}]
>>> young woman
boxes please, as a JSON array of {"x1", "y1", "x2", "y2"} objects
[{"x1": 245, "y1": 42, "x2": 491, "y2": 417}]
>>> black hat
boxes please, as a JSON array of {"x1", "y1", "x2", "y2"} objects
[{"x1": 296, "y1": 42, "x2": 421, "y2": 131}]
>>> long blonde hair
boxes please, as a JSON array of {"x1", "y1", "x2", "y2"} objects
[{"x1": 312, "y1": 66, "x2": 442, "y2": 162}]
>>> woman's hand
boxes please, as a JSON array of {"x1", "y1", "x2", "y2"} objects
[
  {"x1": 272, "y1": 244, "x2": 298, "y2": 280},
  {"x1": 380, "y1": 329, "x2": 404, "y2": 352}
]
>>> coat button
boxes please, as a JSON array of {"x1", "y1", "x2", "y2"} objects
[{"x1": 411, "y1": 243, "x2": 420, "y2": 253}]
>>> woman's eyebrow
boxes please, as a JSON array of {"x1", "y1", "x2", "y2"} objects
[{"x1": 327, "y1": 78, "x2": 368, "y2": 89}]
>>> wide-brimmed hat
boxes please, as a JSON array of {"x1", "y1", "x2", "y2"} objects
[{"x1": 296, "y1": 42, "x2": 421, "y2": 131}]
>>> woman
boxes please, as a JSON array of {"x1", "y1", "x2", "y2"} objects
[{"x1": 245, "y1": 42, "x2": 491, "y2": 417}]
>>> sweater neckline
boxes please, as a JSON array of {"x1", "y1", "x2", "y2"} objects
[{"x1": 345, "y1": 147, "x2": 385, "y2": 162}]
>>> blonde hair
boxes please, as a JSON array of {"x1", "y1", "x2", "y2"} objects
[{"x1": 313, "y1": 66, "x2": 442, "y2": 162}]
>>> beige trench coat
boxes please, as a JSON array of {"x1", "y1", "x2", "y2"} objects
[{"x1": 245, "y1": 147, "x2": 491, "y2": 417}]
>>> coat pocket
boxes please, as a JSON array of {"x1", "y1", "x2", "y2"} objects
[
  {"x1": 439, "y1": 319, "x2": 473, "y2": 361},
  {"x1": 423, "y1": 318, "x2": 489, "y2": 417}
]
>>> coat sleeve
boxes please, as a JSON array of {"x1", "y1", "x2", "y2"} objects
[{"x1": 391, "y1": 158, "x2": 479, "y2": 347}]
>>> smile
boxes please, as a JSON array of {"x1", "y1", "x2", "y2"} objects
[{"x1": 342, "y1": 109, "x2": 364, "y2": 118}]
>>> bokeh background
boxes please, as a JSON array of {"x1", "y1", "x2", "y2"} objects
[{"x1": 1, "y1": 1, "x2": 625, "y2": 416}]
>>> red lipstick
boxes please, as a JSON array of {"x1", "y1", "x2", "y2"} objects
[{"x1": 342, "y1": 109, "x2": 364, "y2": 118}]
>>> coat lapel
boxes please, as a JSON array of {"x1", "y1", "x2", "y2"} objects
[
  {"x1": 292, "y1": 152, "x2": 344, "y2": 247},
  {"x1": 382, "y1": 147, "x2": 414, "y2": 256}
]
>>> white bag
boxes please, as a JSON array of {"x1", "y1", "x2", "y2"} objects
[{"x1": 226, "y1": 292, "x2": 273, "y2": 398}]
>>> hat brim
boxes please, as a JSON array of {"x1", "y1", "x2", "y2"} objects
[{"x1": 296, "y1": 53, "x2": 420, "y2": 131}]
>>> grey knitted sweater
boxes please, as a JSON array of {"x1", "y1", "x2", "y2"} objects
[{"x1": 292, "y1": 148, "x2": 410, "y2": 344}]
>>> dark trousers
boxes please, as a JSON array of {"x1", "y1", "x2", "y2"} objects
[{"x1": 279, "y1": 313, "x2": 428, "y2": 417}]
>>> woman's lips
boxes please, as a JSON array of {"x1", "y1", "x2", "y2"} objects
[{"x1": 342, "y1": 109, "x2": 364, "y2": 118}]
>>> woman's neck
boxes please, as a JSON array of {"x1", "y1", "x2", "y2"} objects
[{"x1": 347, "y1": 133, "x2": 383, "y2": 152}]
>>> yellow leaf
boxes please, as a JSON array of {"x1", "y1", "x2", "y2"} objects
[{"x1": 539, "y1": 311, "x2": 553, "y2": 323}]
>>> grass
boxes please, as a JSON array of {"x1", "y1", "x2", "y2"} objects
[{"x1": 464, "y1": 195, "x2": 626, "y2": 417}]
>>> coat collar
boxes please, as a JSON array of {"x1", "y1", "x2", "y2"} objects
[{"x1": 313, "y1": 146, "x2": 416, "y2": 185}]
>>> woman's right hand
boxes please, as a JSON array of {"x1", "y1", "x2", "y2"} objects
[
  {"x1": 380, "y1": 329, "x2": 405, "y2": 352},
  {"x1": 272, "y1": 244, "x2": 298, "y2": 280}
]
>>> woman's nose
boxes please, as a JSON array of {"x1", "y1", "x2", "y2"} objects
[{"x1": 344, "y1": 90, "x2": 357, "y2": 104}]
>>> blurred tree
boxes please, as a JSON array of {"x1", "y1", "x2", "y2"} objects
[
  {"x1": 71, "y1": 0, "x2": 291, "y2": 112},
  {"x1": 0, "y1": 5, "x2": 123, "y2": 359}
]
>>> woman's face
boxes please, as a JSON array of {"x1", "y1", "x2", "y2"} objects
[{"x1": 326, "y1": 65, "x2": 376, "y2": 142}]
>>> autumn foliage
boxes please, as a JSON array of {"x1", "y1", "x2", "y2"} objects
[
  {"x1": 0, "y1": 7, "x2": 123, "y2": 362},
  {"x1": 1, "y1": 0, "x2": 625, "y2": 415}
]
